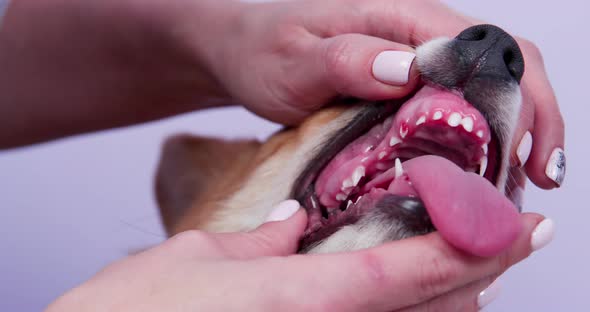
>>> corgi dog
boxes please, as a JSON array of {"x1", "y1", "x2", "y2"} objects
[{"x1": 155, "y1": 25, "x2": 525, "y2": 256}]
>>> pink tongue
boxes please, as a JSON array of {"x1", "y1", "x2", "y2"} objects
[{"x1": 403, "y1": 155, "x2": 521, "y2": 257}]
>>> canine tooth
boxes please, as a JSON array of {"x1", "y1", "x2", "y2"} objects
[
  {"x1": 416, "y1": 116, "x2": 426, "y2": 126},
  {"x1": 461, "y1": 117, "x2": 474, "y2": 132},
  {"x1": 364, "y1": 145, "x2": 374, "y2": 153},
  {"x1": 479, "y1": 156, "x2": 488, "y2": 177},
  {"x1": 433, "y1": 111, "x2": 443, "y2": 120},
  {"x1": 361, "y1": 156, "x2": 370, "y2": 163},
  {"x1": 476, "y1": 130, "x2": 484, "y2": 138},
  {"x1": 310, "y1": 196, "x2": 319, "y2": 209},
  {"x1": 355, "y1": 196, "x2": 363, "y2": 204},
  {"x1": 389, "y1": 136, "x2": 402, "y2": 147},
  {"x1": 400, "y1": 126, "x2": 408, "y2": 138},
  {"x1": 378, "y1": 151, "x2": 387, "y2": 160},
  {"x1": 336, "y1": 193, "x2": 347, "y2": 201},
  {"x1": 352, "y1": 166, "x2": 366, "y2": 186},
  {"x1": 447, "y1": 112, "x2": 462, "y2": 127},
  {"x1": 346, "y1": 200, "x2": 353, "y2": 209},
  {"x1": 395, "y1": 158, "x2": 403, "y2": 178},
  {"x1": 482, "y1": 144, "x2": 488, "y2": 155}
]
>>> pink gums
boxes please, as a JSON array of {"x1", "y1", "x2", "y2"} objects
[{"x1": 315, "y1": 85, "x2": 491, "y2": 208}]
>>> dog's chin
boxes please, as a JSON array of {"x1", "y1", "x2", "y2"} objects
[{"x1": 293, "y1": 84, "x2": 521, "y2": 257}]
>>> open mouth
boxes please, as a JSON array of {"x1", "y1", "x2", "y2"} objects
[{"x1": 293, "y1": 85, "x2": 521, "y2": 256}]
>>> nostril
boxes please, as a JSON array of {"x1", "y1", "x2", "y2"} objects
[
  {"x1": 503, "y1": 49, "x2": 516, "y2": 77},
  {"x1": 457, "y1": 27, "x2": 487, "y2": 41}
]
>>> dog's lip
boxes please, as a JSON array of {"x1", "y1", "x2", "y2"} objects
[{"x1": 293, "y1": 85, "x2": 508, "y2": 254}]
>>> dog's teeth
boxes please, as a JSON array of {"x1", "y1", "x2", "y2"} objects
[
  {"x1": 378, "y1": 151, "x2": 387, "y2": 160},
  {"x1": 346, "y1": 200, "x2": 353, "y2": 209},
  {"x1": 361, "y1": 156, "x2": 370, "y2": 163},
  {"x1": 400, "y1": 126, "x2": 408, "y2": 138},
  {"x1": 336, "y1": 193, "x2": 347, "y2": 201},
  {"x1": 364, "y1": 145, "x2": 374, "y2": 153},
  {"x1": 461, "y1": 117, "x2": 474, "y2": 132},
  {"x1": 482, "y1": 144, "x2": 488, "y2": 155},
  {"x1": 479, "y1": 156, "x2": 488, "y2": 177},
  {"x1": 310, "y1": 195, "x2": 319, "y2": 209},
  {"x1": 432, "y1": 111, "x2": 443, "y2": 120},
  {"x1": 341, "y1": 178, "x2": 353, "y2": 191},
  {"x1": 355, "y1": 196, "x2": 363, "y2": 204},
  {"x1": 394, "y1": 158, "x2": 403, "y2": 178},
  {"x1": 447, "y1": 112, "x2": 462, "y2": 127},
  {"x1": 352, "y1": 166, "x2": 366, "y2": 186},
  {"x1": 416, "y1": 115, "x2": 426, "y2": 126},
  {"x1": 389, "y1": 136, "x2": 402, "y2": 147},
  {"x1": 476, "y1": 130, "x2": 484, "y2": 138}
]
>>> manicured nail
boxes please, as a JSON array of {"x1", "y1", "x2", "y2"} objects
[
  {"x1": 265, "y1": 200, "x2": 301, "y2": 222},
  {"x1": 531, "y1": 218, "x2": 555, "y2": 251},
  {"x1": 478, "y1": 279, "x2": 501, "y2": 309},
  {"x1": 372, "y1": 51, "x2": 416, "y2": 85},
  {"x1": 545, "y1": 148, "x2": 566, "y2": 186},
  {"x1": 516, "y1": 131, "x2": 532, "y2": 167}
]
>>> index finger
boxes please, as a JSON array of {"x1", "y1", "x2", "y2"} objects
[{"x1": 272, "y1": 213, "x2": 545, "y2": 312}]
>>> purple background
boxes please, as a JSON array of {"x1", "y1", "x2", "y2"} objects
[{"x1": 1, "y1": 0, "x2": 587, "y2": 311}]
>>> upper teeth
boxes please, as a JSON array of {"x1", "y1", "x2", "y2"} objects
[
  {"x1": 400, "y1": 126, "x2": 408, "y2": 138},
  {"x1": 395, "y1": 158, "x2": 404, "y2": 178},
  {"x1": 389, "y1": 137, "x2": 401, "y2": 147},
  {"x1": 352, "y1": 166, "x2": 365, "y2": 186},
  {"x1": 482, "y1": 144, "x2": 488, "y2": 155},
  {"x1": 461, "y1": 116, "x2": 474, "y2": 132},
  {"x1": 416, "y1": 115, "x2": 426, "y2": 125},
  {"x1": 476, "y1": 130, "x2": 484, "y2": 138},
  {"x1": 336, "y1": 193, "x2": 347, "y2": 201},
  {"x1": 433, "y1": 111, "x2": 443, "y2": 120},
  {"x1": 448, "y1": 112, "x2": 462, "y2": 127}
]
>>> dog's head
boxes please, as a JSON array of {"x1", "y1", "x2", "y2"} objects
[{"x1": 156, "y1": 25, "x2": 525, "y2": 256}]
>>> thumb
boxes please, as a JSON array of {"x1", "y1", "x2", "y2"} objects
[
  {"x1": 213, "y1": 200, "x2": 308, "y2": 259},
  {"x1": 305, "y1": 33, "x2": 420, "y2": 102}
]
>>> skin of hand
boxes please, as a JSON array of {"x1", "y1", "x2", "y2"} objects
[
  {"x1": 0, "y1": 0, "x2": 565, "y2": 191},
  {"x1": 178, "y1": 0, "x2": 564, "y2": 189},
  {"x1": 46, "y1": 202, "x2": 548, "y2": 312}
]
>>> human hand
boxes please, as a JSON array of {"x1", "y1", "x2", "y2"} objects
[
  {"x1": 177, "y1": 0, "x2": 564, "y2": 190},
  {"x1": 46, "y1": 201, "x2": 553, "y2": 312}
]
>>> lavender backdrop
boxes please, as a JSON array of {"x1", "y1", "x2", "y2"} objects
[{"x1": 1, "y1": 0, "x2": 588, "y2": 311}]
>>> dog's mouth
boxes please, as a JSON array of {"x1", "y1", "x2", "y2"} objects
[{"x1": 294, "y1": 85, "x2": 521, "y2": 256}]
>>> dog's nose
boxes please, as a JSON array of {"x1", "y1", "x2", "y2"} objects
[{"x1": 453, "y1": 24, "x2": 524, "y2": 83}]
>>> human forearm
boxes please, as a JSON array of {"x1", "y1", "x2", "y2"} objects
[{"x1": 0, "y1": 0, "x2": 239, "y2": 148}]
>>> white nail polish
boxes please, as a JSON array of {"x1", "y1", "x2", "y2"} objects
[
  {"x1": 372, "y1": 51, "x2": 416, "y2": 86},
  {"x1": 265, "y1": 200, "x2": 301, "y2": 222},
  {"x1": 531, "y1": 219, "x2": 555, "y2": 251},
  {"x1": 545, "y1": 148, "x2": 566, "y2": 186},
  {"x1": 516, "y1": 131, "x2": 532, "y2": 167},
  {"x1": 478, "y1": 279, "x2": 501, "y2": 309}
]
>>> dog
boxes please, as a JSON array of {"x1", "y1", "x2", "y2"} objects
[{"x1": 155, "y1": 25, "x2": 525, "y2": 256}]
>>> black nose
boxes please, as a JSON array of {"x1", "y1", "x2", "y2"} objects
[{"x1": 453, "y1": 24, "x2": 524, "y2": 83}]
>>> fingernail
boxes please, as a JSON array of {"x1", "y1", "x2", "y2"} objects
[
  {"x1": 478, "y1": 279, "x2": 501, "y2": 309},
  {"x1": 545, "y1": 148, "x2": 566, "y2": 186},
  {"x1": 531, "y1": 218, "x2": 555, "y2": 251},
  {"x1": 372, "y1": 51, "x2": 416, "y2": 86},
  {"x1": 265, "y1": 200, "x2": 301, "y2": 222},
  {"x1": 516, "y1": 131, "x2": 532, "y2": 167}
]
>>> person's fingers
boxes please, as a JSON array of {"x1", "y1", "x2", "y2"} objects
[
  {"x1": 273, "y1": 213, "x2": 549, "y2": 312},
  {"x1": 303, "y1": 0, "x2": 475, "y2": 45},
  {"x1": 396, "y1": 276, "x2": 499, "y2": 312},
  {"x1": 517, "y1": 40, "x2": 566, "y2": 189},
  {"x1": 211, "y1": 200, "x2": 308, "y2": 259},
  {"x1": 288, "y1": 33, "x2": 420, "y2": 114}
]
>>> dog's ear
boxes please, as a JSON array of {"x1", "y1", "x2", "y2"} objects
[{"x1": 155, "y1": 134, "x2": 261, "y2": 234}]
